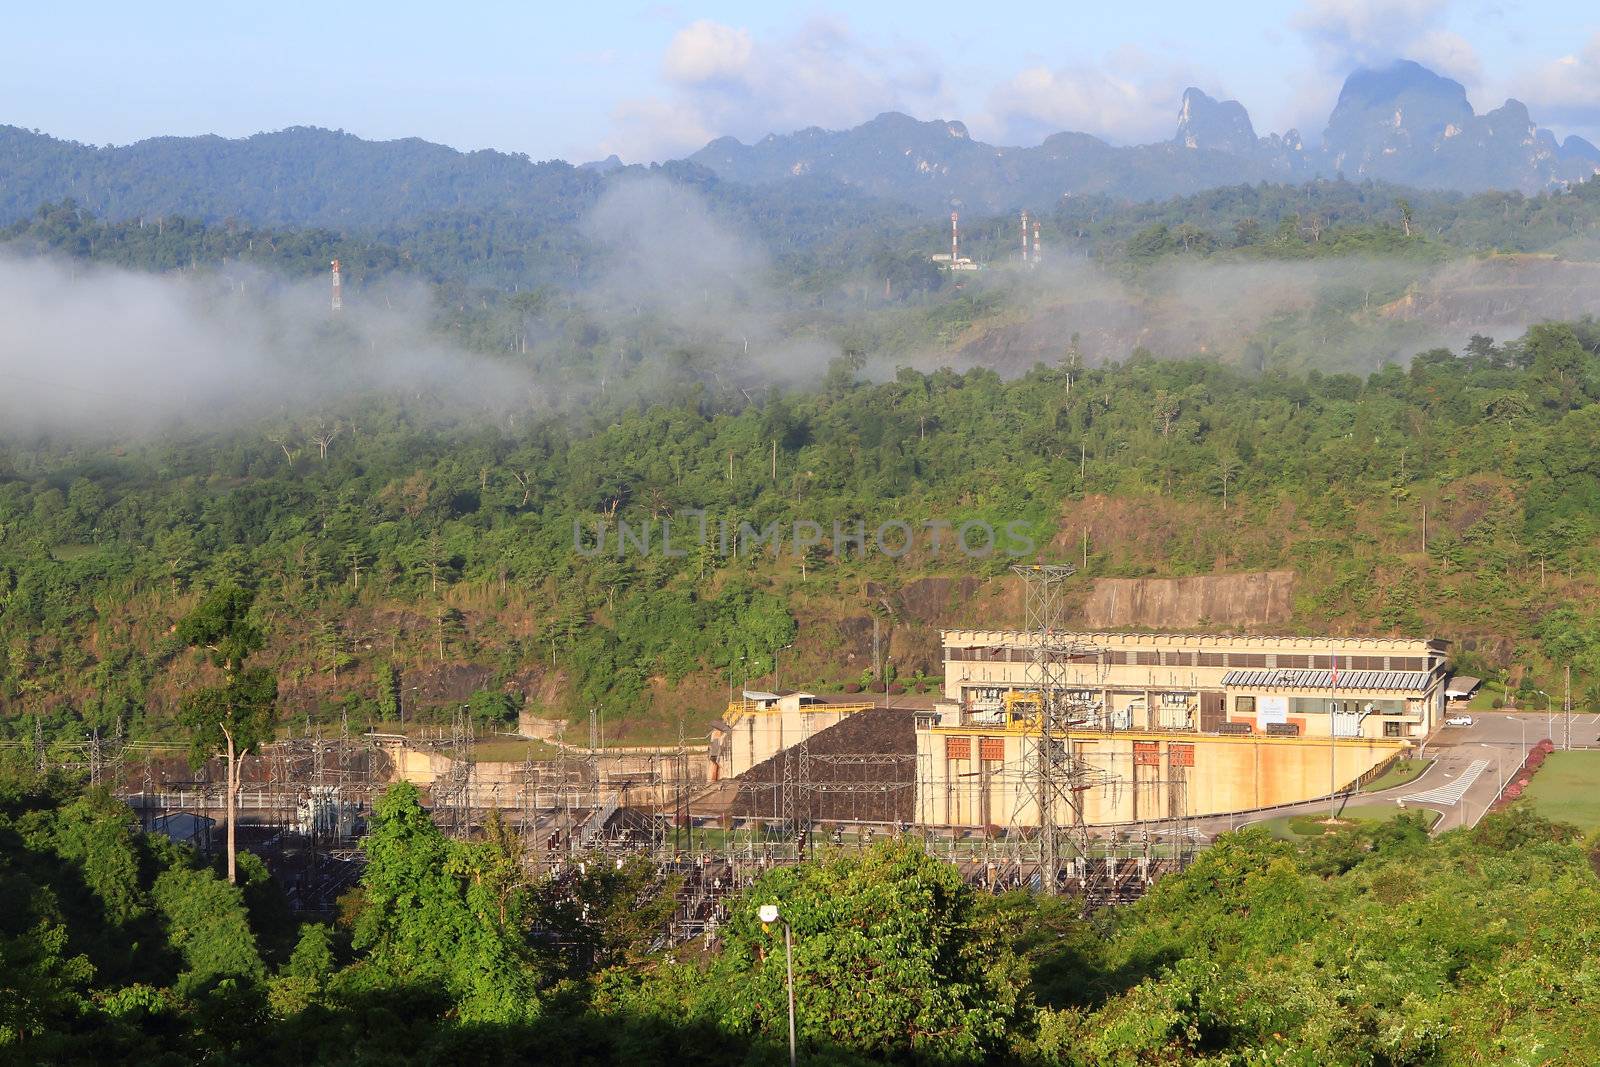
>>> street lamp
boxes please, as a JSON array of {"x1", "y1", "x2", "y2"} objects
[
  {"x1": 759, "y1": 904, "x2": 797, "y2": 1067},
  {"x1": 1538, "y1": 690, "x2": 1551, "y2": 741},
  {"x1": 401, "y1": 684, "x2": 419, "y2": 730},
  {"x1": 728, "y1": 652, "x2": 749, "y2": 705},
  {"x1": 774, "y1": 643, "x2": 795, "y2": 692},
  {"x1": 1479, "y1": 742, "x2": 1505, "y2": 826}
]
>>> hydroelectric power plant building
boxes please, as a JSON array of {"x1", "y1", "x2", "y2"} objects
[
  {"x1": 709, "y1": 630, "x2": 1452, "y2": 831},
  {"x1": 918, "y1": 630, "x2": 1449, "y2": 828}
]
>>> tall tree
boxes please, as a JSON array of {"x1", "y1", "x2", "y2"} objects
[
  {"x1": 176, "y1": 586, "x2": 278, "y2": 885},
  {"x1": 354, "y1": 784, "x2": 540, "y2": 1023}
]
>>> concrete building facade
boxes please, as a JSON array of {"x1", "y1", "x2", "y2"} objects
[
  {"x1": 914, "y1": 727, "x2": 1410, "y2": 828},
  {"x1": 918, "y1": 629, "x2": 1449, "y2": 828},
  {"x1": 941, "y1": 630, "x2": 1450, "y2": 741},
  {"x1": 713, "y1": 691, "x2": 875, "y2": 780}
]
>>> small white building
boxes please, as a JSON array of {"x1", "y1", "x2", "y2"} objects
[{"x1": 713, "y1": 691, "x2": 876, "y2": 779}]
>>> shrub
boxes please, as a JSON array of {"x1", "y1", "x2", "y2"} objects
[
  {"x1": 843, "y1": 682, "x2": 861, "y2": 693},
  {"x1": 467, "y1": 688, "x2": 520, "y2": 729},
  {"x1": 887, "y1": 684, "x2": 907, "y2": 695}
]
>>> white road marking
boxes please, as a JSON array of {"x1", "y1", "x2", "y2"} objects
[
  {"x1": 1401, "y1": 759, "x2": 1489, "y2": 807},
  {"x1": 1157, "y1": 826, "x2": 1206, "y2": 840}
]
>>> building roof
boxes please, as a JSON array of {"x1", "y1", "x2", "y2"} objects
[
  {"x1": 942, "y1": 629, "x2": 1446, "y2": 652},
  {"x1": 741, "y1": 690, "x2": 819, "y2": 702},
  {"x1": 1222, "y1": 668, "x2": 1434, "y2": 693},
  {"x1": 1445, "y1": 675, "x2": 1483, "y2": 697}
]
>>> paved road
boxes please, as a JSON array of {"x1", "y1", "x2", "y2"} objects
[{"x1": 1173, "y1": 711, "x2": 1575, "y2": 839}]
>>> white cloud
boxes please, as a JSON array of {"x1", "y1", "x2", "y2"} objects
[
  {"x1": 1288, "y1": 0, "x2": 1485, "y2": 133},
  {"x1": 607, "y1": 96, "x2": 717, "y2": 161},
  {"x1": 1410, "y1": 28, "x2": 1483, "y2": 84},
  {"x1": 603, "y1": 16, "x2": 950, "y2": 162},
  {"x1": 662, "y1": 20, "x2": 753, "y2": 83},
  {"x1": 1293, "y1": 0, "x2": 1457, "y2": 69},
  {"x1": 1516, "y1": 32, "x2": 1600, "y2": 137},
  {"x1": 981, "y1": 50, "x2": 1205, "y2": 145},
  {"x1": 599, "y1": 4, "x2": 1569, "y2": 162}
]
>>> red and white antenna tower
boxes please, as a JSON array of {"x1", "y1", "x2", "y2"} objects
[
  {"x1": 330, "y1": 259, "x2": 343, "y2": 312},
  {"x1": 1033, "y1": 221, "x2": 1042, "y2": 264}
]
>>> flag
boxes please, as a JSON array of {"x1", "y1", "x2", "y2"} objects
[{"x1": 1330, "y1": 653, "x2": 1342, "y2": 738}]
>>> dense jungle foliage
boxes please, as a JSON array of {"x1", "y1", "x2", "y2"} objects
[
  {"x1": 7, "y1": 317, "x2": 1600, "y2": 740},
  {"x1": 9, "y1": 170, "x2": 1600, "y2": 298},
  {"x1": 5, "y1": 768, "x2": 1599, "y2": 1064}
]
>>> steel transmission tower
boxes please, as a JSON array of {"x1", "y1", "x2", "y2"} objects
[
  {"x1": 781, "y1": 717, "x2": 814, "y2": 850},
  {"x1": 1011, "y1": 563, "x2": 1116, "y2": 895}
]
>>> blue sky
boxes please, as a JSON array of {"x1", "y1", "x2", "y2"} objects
[{"x1": 3, "y1": 1, "x2": 1597, "y2": 162}]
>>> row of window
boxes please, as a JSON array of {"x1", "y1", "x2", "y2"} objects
[
  {"x1": 1233, "y1": 695, "x2": 1414, "y2": 717},
  {"x1": 945, "y1": 737, "x2": 1007, "y2": 761},
  {"x1": 946, "y1": 737, "x2": 1197, "y2": 765},
  {"x1": 947, "y1": 648, "x2": 1430, "y2": 670},
  {"x1": 1133, "y1": 741, "x2": 1196, "y2": 767}
]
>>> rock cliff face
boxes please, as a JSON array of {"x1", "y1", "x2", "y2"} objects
[
  {"x1": 1320, "y1": 61, "x2": 1599, "y2": 191},
  {"x1": 1172, "y1": 88, "x2": 1259, "y2": 155},
  {"x1": 1083, "y1": 570, "x2": 1296, "y2": 630},
  {"x1": 688, "y1": 61, "x2": 1600, "y2": 212}
]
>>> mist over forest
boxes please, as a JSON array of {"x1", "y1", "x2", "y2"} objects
[{"x1": 7, "y1": 167, "x2": 1600, "y2": 441}]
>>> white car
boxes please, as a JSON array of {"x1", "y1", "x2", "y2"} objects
[{"x1": 1444, "y1": 714, "x2": 1474, "y2": 727}]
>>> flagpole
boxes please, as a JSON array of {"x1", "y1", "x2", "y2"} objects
[{"x1": 1329, "y1": 652, "x2": 1337, "y2": 822}]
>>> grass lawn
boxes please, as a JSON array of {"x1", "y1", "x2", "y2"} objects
[
  {"x1": 1361, "y1": 758, "x2": 1433, "y2": 793},
  {"x1": 1251, "y1": 803, "x2": 1441, "y2": 841},
  {"x1": 1520, "y1": 750, "x2": 1600, "y2": 832},
  {"x1": 1465, "y1": 688, "x2": 1504, "y2": 711},
  {"x1": 469, "y1": 736, "x2": 560, "y2": 762}
]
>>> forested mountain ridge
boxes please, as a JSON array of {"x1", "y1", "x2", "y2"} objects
[
  {"x1": 5, "y1": 61, "x2": 1598, "y2": 240},
  {"x1": 0, "y1": 123, "x2": 608, "y2": 228},
  {"x1": 689, "y1": 110, "x2": 1292, "y2": 213},
  {"x1": 0, "y1": 123, "x2": 922, "y2": 281}
]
